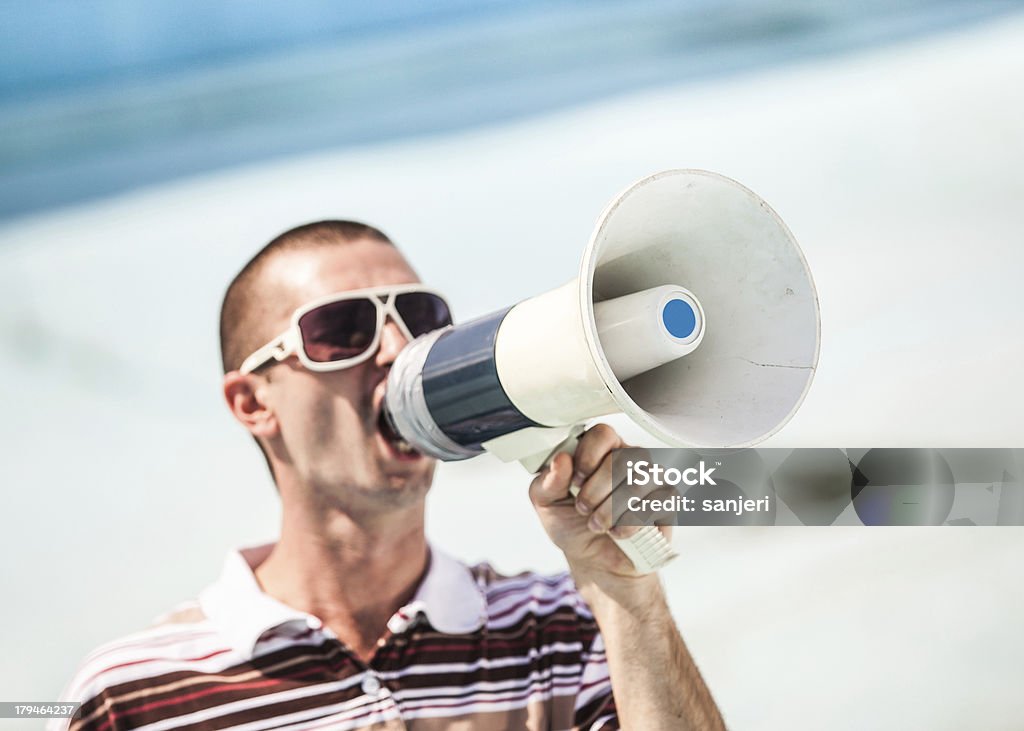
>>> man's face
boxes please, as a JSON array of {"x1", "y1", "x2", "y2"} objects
[{"x1": 256, "y1": 238, "x2": 437, "y2": 510}]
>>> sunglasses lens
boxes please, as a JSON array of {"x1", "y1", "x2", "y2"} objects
[
  {"x1": 297, "y1": 298, "x2": 378, "y2": 363},
  {"x1": 395, "y1": 292, "x2": 453, "y2": 336}
]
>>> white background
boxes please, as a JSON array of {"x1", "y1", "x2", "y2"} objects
[{"x1": 1, "y1": 15, "x2": 1023, "y2": 730}]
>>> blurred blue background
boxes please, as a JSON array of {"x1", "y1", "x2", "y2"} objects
[
  {"x1": 2, "y1": 0, "x2": 1020, "y2": 217},
  {"x1": 2, "y1": 2, "x2": 1024, "y2": 730}
]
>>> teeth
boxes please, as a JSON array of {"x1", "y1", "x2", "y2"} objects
[{"x1": 396, "y1": 439, "x2": 414, "y2": 454}]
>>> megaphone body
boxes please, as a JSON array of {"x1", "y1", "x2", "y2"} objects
[{"x1": 384, "y1": 169, "x2": 821, "y2": 571}]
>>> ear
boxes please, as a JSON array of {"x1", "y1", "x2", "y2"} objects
[{"x1": 223, "y1": 371, "x2": 278, "y2": 439}]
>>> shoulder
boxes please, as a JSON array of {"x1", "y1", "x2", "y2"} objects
[
  {"x1": 60, "y1": 599, "x2": 230, "y2": 710},
  {"x1": 467, "y1": 562, "x2": 597, "y2": 628}
]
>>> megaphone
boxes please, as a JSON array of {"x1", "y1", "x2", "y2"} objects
[{"x1": 385, "y1": 169, "x2": 820, "y2": 572}]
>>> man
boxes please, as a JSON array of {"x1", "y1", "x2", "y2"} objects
[{"x1": 55, "y1": 221, "x2": 723, "y2": 730}]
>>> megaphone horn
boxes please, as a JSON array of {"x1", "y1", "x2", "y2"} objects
[{"x1": 385, "y1": 169, "x2": 821, "y2": 572}]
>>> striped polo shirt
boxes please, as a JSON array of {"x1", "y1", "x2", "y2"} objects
[{"x1": 53, "y1": 544, "x2": 619, "y2": 730}]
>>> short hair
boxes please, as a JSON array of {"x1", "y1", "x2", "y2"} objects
[{"x1": 219, "y1": 220, "x2": 393, "y2": 374}]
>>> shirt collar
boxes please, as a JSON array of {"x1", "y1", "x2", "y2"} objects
[
  {"x1": 386, "y1": 547, "x2": 487, "y2": 636},
  {"x1": 198, "y1": 542, "x2": 486, "y2": 659}
]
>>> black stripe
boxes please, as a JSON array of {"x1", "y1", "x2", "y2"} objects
[{"x1": 421, "y1": 307, "x2": 538, "y2": 447}]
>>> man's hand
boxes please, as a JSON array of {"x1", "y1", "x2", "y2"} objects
[
  {"x1": 529, "y1": 423, "x2": 726, "y2": 730},
  {"x1": 528, "y1": 424, "x2": 668, "y2": 594}
]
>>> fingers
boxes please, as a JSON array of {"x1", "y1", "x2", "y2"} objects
[
  {"x1": 607, "y1": 486, "x2": 679, "y2": 538},
  {"x1": 573, "y1": 455, "x2": 614, "y2": 517},
  {"x1": 529, "y1": 452, "x2": 574, "y2": 508},
  {"x1": 585, "y1": 473, "x2": 639, "y2": 534},
  {"x1": 570, "y1": 424, "x2": 624, "y2": 489},
  {"x1": 575, "y1": 444, "x2": 652, "y2": 516},
  {"x1": 586, "y1": 471, "x2": 678, "y2": 535}
]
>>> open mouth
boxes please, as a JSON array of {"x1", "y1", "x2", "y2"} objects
[{"x1": 376, "y1": 408, "x2": 421, "y2": 459}]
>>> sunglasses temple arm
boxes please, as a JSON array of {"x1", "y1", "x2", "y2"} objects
[{"x1": 239, "y1": 332, "x2": 296, "y2": 374}]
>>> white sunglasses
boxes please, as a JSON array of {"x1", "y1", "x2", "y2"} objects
[{"x1": 239, "y1": 284, "x2": 453, "y2": 374}]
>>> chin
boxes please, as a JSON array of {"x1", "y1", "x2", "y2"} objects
[{"x1": 368, "y1": 446, "x2": 435, "y2": 493}]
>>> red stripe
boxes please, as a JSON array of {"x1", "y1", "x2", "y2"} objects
[
  {"x1": 97, "y1": 678, "x2": 279, "y2": 731},
  {"x1": 377, "y1": 637, "x2": 582, "y2": 654},
  {"x1": 81, "y1": 628, "x2": 218, "y2": 668},
  {"x1": 80, "y1": 647, "x2": 233, "y2": 691},
  {"x1": 578, "y1": 676, "x2": 611, "y2": 694},
  {"x1": 301, "y1": 678, "x2": 582, "y2": 729},
  {"x1": 94, "y1": 659, "x2": 336, "y2": 731},
  {"x1": 488, "y1": 591, "x2": 579, "y2": 623},
  {"x1": 486, "y1": 574, "x2": 571, "y2": 603},
  {"x1": 400, "y1": 677, "x2": 579, "y2": 713},
  {"x1": 98, "y1": 661, "x2": 325, "y2": 724},
  {"x1": 298, "y1": 697, "x2": 397, "y2": 730}
]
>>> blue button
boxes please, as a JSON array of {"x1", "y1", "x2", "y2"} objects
[{"x1": 662, "y1": 299, "x2": 697, "y2": 339}]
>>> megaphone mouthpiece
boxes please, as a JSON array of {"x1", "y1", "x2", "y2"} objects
[{"x1": 594, "y1": 284, "x2": 706, "y2": 382}]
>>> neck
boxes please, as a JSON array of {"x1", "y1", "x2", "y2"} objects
[{"x1": 254, "y1": 490, "x2": 429, "y2": 662}]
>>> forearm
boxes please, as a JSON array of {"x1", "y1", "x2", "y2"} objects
[
  {"x1": 575, "y1": 573, "x2": 725, "y2": 731},
  {"x1": 527, "y1": 433, "x2": 725, "y2": 728}
]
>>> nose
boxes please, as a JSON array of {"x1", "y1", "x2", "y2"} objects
[{"x1": 376, "y1": 316, "x2": 410, "y2": 367}]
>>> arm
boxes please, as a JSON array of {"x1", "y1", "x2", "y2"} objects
[
  {"x1": 529, "y1": 424, "x2": 725, "y2": 731},
  {"x1": 574, "y1": 571, "x2": 722, "y2": 730}
]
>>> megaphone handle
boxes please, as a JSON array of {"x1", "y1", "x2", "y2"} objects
[{"x1": 541, "y1": 429, "x2": 679, "y2": 576}]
